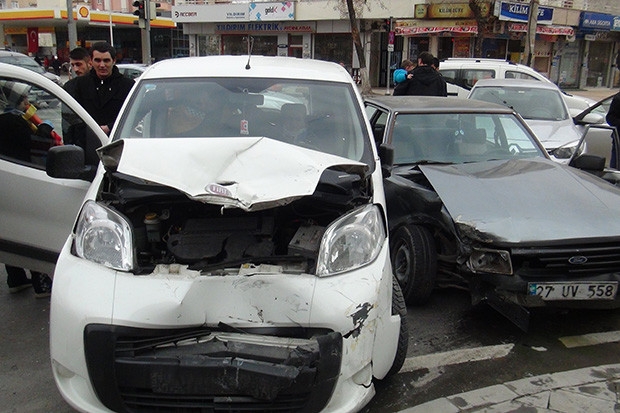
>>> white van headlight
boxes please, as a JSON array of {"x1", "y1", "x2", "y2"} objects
[
  {"x1": 74, "y1": 200, "x2": 134, "y2": 271},
  {"x1": 316, "y1": 204, "x2": 386, "y2": 277}
]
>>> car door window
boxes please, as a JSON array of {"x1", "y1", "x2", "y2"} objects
[
  {"x1": 0, "y1": 77, "x2": 100, "y2": 168},
  {"x1": 506, "y1": 70, "x2": 540, "y2": 81},
  {"x1": 365, "y1": 105, "x2": 388, "y2": 146},
  {"x1": 440, "y1": 69, "x2": 458, "y2": 84},
  {"x1": 463, "y1": 69, "x2": 495, "y2": 88}
]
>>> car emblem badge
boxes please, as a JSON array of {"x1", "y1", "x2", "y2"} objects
[
  {"x1": 205, "y1": 183, "x2": 232, "y2": 198},
  {"x1": 568, "y1": 255, "x2": 588, "y2": 265}
]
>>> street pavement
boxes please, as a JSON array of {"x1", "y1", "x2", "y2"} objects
[{"x1": 399, "y1": 364, "x2": 620, "y2": 412}]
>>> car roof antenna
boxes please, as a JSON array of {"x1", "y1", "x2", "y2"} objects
[{"x1": 245, "y1": 36, "x2": 254, "y2": 70}]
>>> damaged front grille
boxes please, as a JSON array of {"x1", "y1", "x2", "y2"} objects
[
  {"x1": 511, "y1": 243, "x2": 620, "y2": 278},
  {"x1": 84, "y1": 324, "x2": 342, "y2": 413}
]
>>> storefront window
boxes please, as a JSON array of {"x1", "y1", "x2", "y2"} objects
[
  {"x1": 314, "y1": 33, "x2": 353, "y2": 66},
  {"x1": 221, "y1": 35, "x2": 278, "y2": 56},
  {"x1": 407, "y1": 37, "x2": 429, "y2": 62},
  {"x1": 587, "y1": 41, "x2": 612, "y2": 87}
]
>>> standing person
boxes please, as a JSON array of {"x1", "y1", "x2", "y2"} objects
[
  {"x1": 69, "y1": 41, "x2": 134, "y2": 136},
  {"x1": 50, "y1": 55, "x2": 62, "y2": 76},
  {"x1": 63, "y1": 47, "x2": 93, "y2": 151},
  {"x1": 606, "y1": 54, "x2": 620, "y2": 169},
  {"x1": 392, "y1": 60, "x2": 415, "y2": 96},
  {"x1": 399, "y1": 52, "x2": 447, "y2": 97},
  {"x1": 0, "y1": 81, "x2": 53, "y2": 298},
  {"x1": 63, "y1": 47, "x2": 91, "y2": 93}
]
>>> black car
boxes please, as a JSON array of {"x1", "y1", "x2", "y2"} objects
[{"x1": 366, "y1": 95, "x2": 620, "y2": 330}]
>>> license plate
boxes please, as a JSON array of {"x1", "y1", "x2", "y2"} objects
[{"x1": 528, "y1": 282, "x2": 618, "y2": 301}]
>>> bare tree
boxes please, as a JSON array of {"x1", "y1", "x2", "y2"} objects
[
  {"x1": 469, "y1": 0, "x2": 495, "y2": 58},
  {"x1": 344, "y1": 0, "x2": 372, "y2": 94}
]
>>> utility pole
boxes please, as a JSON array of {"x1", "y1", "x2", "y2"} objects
[
  {"x1": 66, "y1": 0, "x2": 77, "y2": 50},
  {"x1": 133, "y1": 0, "x2": 151, "y2": 64},
  {"x1": 524, "y1": 0, "x2": 539, "y2": 67}
]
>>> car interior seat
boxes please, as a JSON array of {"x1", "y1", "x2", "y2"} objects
[
  {"x1": 392, "y1": 124, "x2": 417, "y2": 163},
  {"x1": 458, "y1": 128, "x2": 487, "y2": 155}
]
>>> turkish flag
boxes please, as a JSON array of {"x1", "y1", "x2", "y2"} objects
[{"x1": 27, "y1": 27, "x2": 38, "y2": 54}]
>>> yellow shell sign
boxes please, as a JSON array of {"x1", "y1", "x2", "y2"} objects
[{"x1": 77, "y1": 6, "x2": 90, "y2": 20}]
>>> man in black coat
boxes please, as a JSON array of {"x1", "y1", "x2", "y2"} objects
[
  {"x1": 395, "y1": 51, "x2": 447, "y2": 97},
  {"x1": 69, "y1": 42, "x2": 134, "y2": 136},
  {"x1": 606, "y1": 54, "x2": 620, "y2": 168}
]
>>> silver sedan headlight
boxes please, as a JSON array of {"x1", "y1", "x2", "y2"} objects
[
  {"x1": 74, "y1": 200, "x2": 134, "y2": 271},
  {"x1": 469, "y1": 247, "x2": 512, "y2": 275},
  {"x1": 550, "y1": 140, "x2": 581, "y2": 160},
  {"x1": 316, "y1": 204, "x2": 386, "y2": 277}
]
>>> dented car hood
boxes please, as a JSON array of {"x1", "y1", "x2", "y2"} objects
[
  {"x1": 420, "y1": 158, "x2": 620, "y2": 244},
  {"x1": 525, "y1": 118, "x2": 582, "y2": 149},
  {"x1": 108, "y1": 137, "x2": 367, "y2": 211}
]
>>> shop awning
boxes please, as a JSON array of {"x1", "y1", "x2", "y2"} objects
[{"x1": 508, "y1": 23, "x2": 574, "y2": 36}]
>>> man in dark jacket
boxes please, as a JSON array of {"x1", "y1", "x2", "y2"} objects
[
  {"x1": 394, "y1": 52, "x2": 447, "y2": 97},
  {"x1": 606, "y1": 54, "x2": 620, "y2": 168},
  {"x1": 69, "y1": 42, "x2": 134, "y2": 135}
]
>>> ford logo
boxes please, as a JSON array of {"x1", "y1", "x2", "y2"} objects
[{"x1": 568, "y1": 255, "x2": 588, "y2": 265}]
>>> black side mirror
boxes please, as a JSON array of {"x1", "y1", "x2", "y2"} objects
[
  {"x1": 569, "y1": 154, "x2": 606, "y2": 172},
  {"x1": 46, "y1": 145, "x2": 96, "y2": 181}
]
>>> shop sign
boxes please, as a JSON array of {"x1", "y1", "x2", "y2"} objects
[
  {"x1": 496, "y1": 1, "x2": 553, "y2": 25},
  {"x1": 173, "y1": 2, "x2": 294, "y2": 23},
  {"x1": 395, "y1": 19, "x2": 478, "y2": 35},
  {"x1": 508, "y1": 23, "x2": 574, "y2": 36},
  {"x1": 580, "y1": 12, "x2": 613, "y2": 31},
  {"x1": 249, "y1": 2, "x2": 294, "y2": 21},
  {"x1": 215, "y1": 22, "x2": 314, "y2": 33},
  {"x1": 614, "y1": 17, "x2": 620, "y2": 32},
  {"x1": 173, "y1": 4, "x2": 247, "y2": 23},
  {"x1": 414, "y1": 3, "x2": 489, "y2": 19}
]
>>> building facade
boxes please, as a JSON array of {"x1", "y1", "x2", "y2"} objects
[
  {"x1": 172, "y1": 0, "x2": 620, "y2": 89},
  {"x1": 0, "y1": 0, "x2": 618, "y2": 89}
]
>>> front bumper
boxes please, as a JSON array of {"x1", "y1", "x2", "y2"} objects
[
  {"x1": 50, "y1": 242, "x2": 397, "y2": 413},
  {"x1": 84, "y1": 325, "x2": 341, "y2": 412}
]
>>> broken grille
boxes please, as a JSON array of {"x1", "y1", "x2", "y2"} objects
[
  {"x1": 84, "y1": 324, "x2": 342, "y2": 413},
  {"x1": 511, "y1": 244, "x2": 620, "y2": 278}
]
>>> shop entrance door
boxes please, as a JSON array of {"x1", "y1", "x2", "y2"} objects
[{"x1": 288, "y1": 35, "x2": 303, "y2": 58}]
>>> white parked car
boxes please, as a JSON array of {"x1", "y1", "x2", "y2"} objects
[
  {"x1": 439, "y1": 57, "x2": 596, "y2": 114},
  {"x1": 116, "y1": 63, "x2": 148, "y2": 80},
  {"x1": 468, "y1": 78, "x2": 606, "y2": 162},
  {"x1": 0, "y1": 57, "x2": 406, "y2": 412}
]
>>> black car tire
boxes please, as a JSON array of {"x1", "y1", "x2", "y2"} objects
[
  {"x1": 380, "y1": 275, "x2": 409, "y2": 379},
  {"x1": 390, "y1": 224, "x2": 437, "y2": 305}
]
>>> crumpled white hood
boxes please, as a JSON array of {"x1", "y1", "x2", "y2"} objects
[{"x1": 111, "y1": 137, "x2": 367, "y2": 211}]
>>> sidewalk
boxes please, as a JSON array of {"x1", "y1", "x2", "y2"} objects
[{"x1": 398, "y1": 363, "x2": 620, "y2": 413}]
